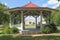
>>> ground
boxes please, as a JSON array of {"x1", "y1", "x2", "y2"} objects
[
  {"x1": 25, "y1": 25, "x2": 36, "y2": 29},
  {"x1": 0, "y1": 25, "x2": 60, "y2": 36},
  {"x1": 16, "y1": 26, "x2": 60, "y2": 36},
  {"x1": 0, "y1": 26, "x2": 60, "y2": 40}
]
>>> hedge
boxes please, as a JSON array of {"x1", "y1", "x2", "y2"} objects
[
  {"x1": 42, "y1": 23, "x2": 57, "y2": 34},
  {"x1": 0, "y1": 35, "x2": 60, "y2": 40}
]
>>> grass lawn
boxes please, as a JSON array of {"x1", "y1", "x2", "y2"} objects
[
  {"x1": 0, "y1": 35, "x2": 60, "y2": 40},
  {"x1": 25, "y1": 25, "x2": 36, "y2": 29}
]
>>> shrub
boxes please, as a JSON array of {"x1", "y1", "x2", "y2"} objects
[
  {"x1": 2, "y1": 23, "x2": 19, "y2": 34},
  {"x1": 42, "y1": 23, "x2": 57, "y2": 34},
  {"x1": 11, "y1": 27, "x2": 19, "y2": 34},
  {"x1": 50, "y1": 23, "x2": 57, "y2": 32},
  {"x1": 2, "y1": 23, "x2": 12, "y2": 34},
  {"x1": 42, "y1": 25, "x2": 52, "y2": 33}
]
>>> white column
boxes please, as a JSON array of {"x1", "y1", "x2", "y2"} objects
[
  {"x1": 9, "y1": 12, "x2": 12, "y2": 28},
  {"x1": 19, "y1": 11, "x2": 24, "y2": 34},
  {"x1": 40, "y1": 11, "x2": 42, "y2": 32}
]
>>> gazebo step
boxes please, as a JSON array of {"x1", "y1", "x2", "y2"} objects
[{"x1": 22, "y1": 30, "x2": 41, "y2": 35}]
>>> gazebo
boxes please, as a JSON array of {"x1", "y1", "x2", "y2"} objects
[{"x1": 8, "y1": 2, "x2": 58, "y2": 34}]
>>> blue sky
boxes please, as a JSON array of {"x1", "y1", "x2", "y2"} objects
[
  {"x1": 0, "y1": 0, "x2": 59, "y2": 8},
  {"x1": 0, "y1": 0, "x2": 60, "y2": 22}
]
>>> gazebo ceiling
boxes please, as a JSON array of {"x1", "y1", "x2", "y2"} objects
[{"x1": 22, "y1": 2, "x2": 39, "y2": 8}]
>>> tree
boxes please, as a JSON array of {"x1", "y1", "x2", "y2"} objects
[
  {"x1": 52, "y1": 5, "x2": 60, "y2": 25},
  {"x1": 53, "y1": 12, "x2": 59, "y2": 24},
  {"x1": 0, "y1": 3, "x2": 9, "y2": 24}
]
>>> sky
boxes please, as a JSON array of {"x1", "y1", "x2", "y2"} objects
[
  {"x1": 0, "y1": 0, "x2": 60, "y2": 22},
  {"x1": 0, "y1": 0, "x2": 60, "y2": 8}
]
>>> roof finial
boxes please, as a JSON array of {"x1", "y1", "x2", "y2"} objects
[{"x1": 30, "y1": 1, "x2": 32, "y2": 3}]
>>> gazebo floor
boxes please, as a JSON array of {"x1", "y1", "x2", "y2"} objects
[{"x1": 18, "y1": 30, "x2": 41, "y2": 36}]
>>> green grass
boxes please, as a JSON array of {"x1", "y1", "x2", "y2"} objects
[
  {"x1": 0, "y1": 25, "x2": 60, "y2": 36},
  {"x1": 57, "y1": 27, "x2": 60, "y2": 30},
  {"x1": 0, "y1": 35, "x2": 60, "y2": 40},
  {"x1": 25, "y1": 25, "x2": 60, "y2": 36},
  {"x1": 25, "y1": 25, "x2": 36, "y2": 29},
  {"x1": 0, "y1": 26, "x2": 60, "y2": 40}
]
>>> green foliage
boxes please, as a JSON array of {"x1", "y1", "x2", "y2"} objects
[
  {"x1": 0, "y1": 12, "x2": 9, "y2": 24},
  {"x1": 0, "y1": 3, "x2": 9, "y2": 24},
  {"x1": 50, "y1": 23, "x2": 57, "y2": 32},
  {"x1": 42, "y1": 25, "x2": 52, "y2": 33},
  {"x1": 42, "y1": 23, "x2": 57, "y2": 34},
  {"x1": 0, "y1": 35, "x2": 60, "y2": 40},
  {"x1": 52, "y1": 5, "x2": 60, "y2": 25},
  {"x1": 53, "y1": 12, "x2": 60, "y2": 25},
  {"x1": 2, "y1": 23, "x2": 19, "y2": 34},
  {"x1": 11, "y1": 27, "x2": 19, "y2": 34},
  {"x1": 2, "y1": 23, "x2": 12, "y2": 34},
  {"x1": 42, "y1": 27, "x2": 50, "y2": 33}
]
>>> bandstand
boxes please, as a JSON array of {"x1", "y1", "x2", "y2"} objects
[{"x1": 8, "y1": 2, "x2": 58, "y2": 34}]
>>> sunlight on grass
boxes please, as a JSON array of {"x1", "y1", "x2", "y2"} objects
[
  {"x1": 57, "y1": 27, "x2": 60, "y2": 30},
  {"x1": 25, "y1": 25, "x2": 36, "y2": 29}
]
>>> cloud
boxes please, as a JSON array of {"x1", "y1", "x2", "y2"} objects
[
  {"x1": 42, "y1": 0, "x2": 59, "y2": 9},
  {"x1": 48, "y1": 0, "x2": 58, "y2": 5},
  {"x1": 42, "y1": 4, "x2": 48, "y2": 7},
  {"x1": 59, "y1": 1, "x2": 60, "y2": 4},
  {"x1": 4, "y1": 3, "x2": 7, "y2": 5},
  {"x1": 1, "y1": 2, "x2": 7, "y2": 5},
  {"x1": 51, "y1": 3, "x2": 59, "y2": 9}
]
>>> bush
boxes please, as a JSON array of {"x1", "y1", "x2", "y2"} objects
[
  {"x1": 2, "y1": 23, "x2": 12, "y2": 34},
  {"x1": 42, "y1": 25, "x2": 52, "y2": 33},
  {"x1": 42, "y1": 23, "x2": 57, "y2": 34},
  {"x1": 11, "y1": 27, "x2": 19, "y2": 34},
  {"x1": 2, "y1": 23, "x2": 19, "y2": 34},
  {"x1": 50, "y1": 23, "x2": 57, "y2": 32}
]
